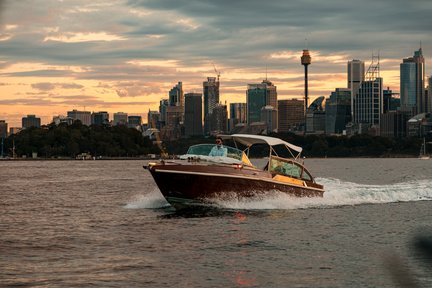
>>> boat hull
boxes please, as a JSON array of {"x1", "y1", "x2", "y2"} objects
[{"x1": 145, "y1": 162, "x2": 324, "y2": 208}]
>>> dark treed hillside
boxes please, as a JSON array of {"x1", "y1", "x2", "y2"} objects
[
  {"x1": 3, "y1": 121, "x2": 160, "y2": 158},
  {"x1": 2, "y1": 124, "x2": 428, "y2": 158}
]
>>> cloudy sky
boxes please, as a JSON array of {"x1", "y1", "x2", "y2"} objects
[{"x1": 0, "y1": 0, "x2": 431, "y2": 127}]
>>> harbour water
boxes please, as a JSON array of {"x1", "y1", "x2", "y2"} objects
[{"x1": 1, "y1": 158, "x2": 432, "y2": 287}]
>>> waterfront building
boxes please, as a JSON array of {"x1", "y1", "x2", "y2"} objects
[
  {"x1": 400, "y1": 48, "x2": 425, "y2": 115},
  {"x1": 184, "y1": 93, "x2": 203, "y2": 136},
  {"x1": 348, "y1": 60, "x2": 365, "y2": 117},
  {"x1": 277, "y1": 99, "x2": 304, "y2": 132},
  {"x1": 407, "y1": 113, "x2": 432, "y2": 137},
  {"x1": 22, "y1": 114, "x2": 41, "y2": 129},
  {"x1": 91, "y1": 111, "x2": 109, "y2": 125},
  {"x1": 247, "y1": 80, "x2": 277, "y2": 126},
  {"x1": 380, "y1": 111, "x2": 410, "y2": 138},
  {"x1": 325, "y1": 89, "x2": 351, "y2": 134},
  {"x1": 67, "y1": 109, "x2": 91, "y2": 126},
  {"x1": 203, "y1": 77, "x2": 220, "y2": 134}
]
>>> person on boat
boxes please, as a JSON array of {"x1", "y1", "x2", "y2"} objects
[{"x1": 209, "y1": 137, "x2": 227, "y2": 157}]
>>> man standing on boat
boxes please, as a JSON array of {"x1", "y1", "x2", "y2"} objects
[{"x1": 209, "y1": 137, "x2": 227, "y2": 157}]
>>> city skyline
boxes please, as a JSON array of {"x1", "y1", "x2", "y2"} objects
[{"x1": 1, "y1": 0, "x2": 431, "y2": 127}]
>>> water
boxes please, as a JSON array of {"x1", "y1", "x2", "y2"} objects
[{"x1": 1, "y1": 158, "x2": 432, "y2": 287}]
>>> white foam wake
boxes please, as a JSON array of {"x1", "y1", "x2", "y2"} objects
[
  {"x1": 124, "y1": 188, "x2": 169, "y2": 209},
  {"x1": 213, "y1": 178, "x2": 432, "y2": 210},
  {"x1": 125, "y1": 178, "x2": 432, "y2": 210}
]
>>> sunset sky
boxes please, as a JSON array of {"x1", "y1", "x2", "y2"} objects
[{"x1": 0, "y1": 0, "x2": 431, "y2": 128}]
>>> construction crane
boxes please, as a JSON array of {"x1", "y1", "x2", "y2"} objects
[{"x1": 212, "y1": 63, "x2": 221, "y2": 82}]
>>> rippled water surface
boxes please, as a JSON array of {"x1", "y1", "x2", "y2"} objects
[{"x1": 1, "y1": 158, "x2": 432, "y2": 287}]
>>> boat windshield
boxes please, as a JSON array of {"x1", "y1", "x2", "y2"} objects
[
  {"x1": 268, "y1": 156, "x2": 313, "y2": 181},
  {"x1": 183, "y1": 144, "x2": 253, "y2": 166}
]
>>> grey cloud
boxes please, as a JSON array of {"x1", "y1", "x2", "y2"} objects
[{"x1": 31, "y1": 82, "x2": 84, "y2": 91}]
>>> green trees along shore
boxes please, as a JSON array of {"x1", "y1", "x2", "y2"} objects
[{"x1": 1, "y1": 122, "x2": 427, "y2": 159}]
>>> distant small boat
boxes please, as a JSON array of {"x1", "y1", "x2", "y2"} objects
[
  {"x1": 144, "y1": 134, "x2": 324, "y2": 209},
  {"x1": 419, "y1": 138, "x2": 430, "y2": 160}
]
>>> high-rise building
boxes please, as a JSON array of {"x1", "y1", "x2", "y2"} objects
[
  {"x1": 229, "y1": 103, "x2": 247, "y2": 131},
  {"x1": 325, "y1": 88, "x2": 351, "y2": 134},
  {"x1": 400, "y1": 48, "x2": 425, "y2": 115},
  {"x1": 91, "y1": 111, "x2": 109, "y2": 125},
  {"x1": 210, "y1": 103, "x2": 228, "y2": 134},
  {"x1": 0, "y1": 120, "x2": 7, "y2": 138},
  {"x1": 203, "y1": 77, "x2": 220, "y2": 134},
  {"x1": 67, "y1": 109, "x2": 91, "y2": 126},
  {"x1": 22, "y1": 115, "x2": 41, "y2": 129},
  {"x1": 184, "y1": 93, "x2": 203, "y2": 136},
  {"x1": 247, "y1": 80, "x2": 277, "y2": 125},
  {"x1": 147, "y1": 110, "x2": 160, "y2": 129},
  {"x1": 348, "y1": 60, "x2": 365, "y2": 117},
  {"x1": 353, "y1": 55, "x2": 383, "y2": 134},
  {"x1": 169, "y1": 82, "x2": 184, "y2": 107},
  {"x1": 354, "y1": 78, "x2": 383, "y2": 129},
  {"x1": 427, "y1": 76, "x2": 432, "y2": 113},
  {"x1": 383, "y1": 88, "x2": 400, "y2": 113},
  {"x1": 261, "y1": 105, "x2": 278, "y2": 133},
  {"x1": 159, "y1": 99, "x2": 169, "y2": 124},
  {"x1": 113, "y1": 112, "x2": 128, "y2": 126},
  {"x1": 277, "y1": 99, "x2": 304, "y2": 132}
]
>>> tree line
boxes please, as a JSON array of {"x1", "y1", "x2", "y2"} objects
[
  {"x1": 2, "y1": 121, "x2": 160, "y2": 158},
  {"x1": 1, "y1": 123, "x2": 427, "y2": 158}
]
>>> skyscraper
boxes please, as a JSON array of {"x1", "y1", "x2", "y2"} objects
[
  {"x1": 246, "y1": 80, "x2": 277, "y2": 125},
  {"x1": 169, "y1": 82, "x2": 184, "y2": 107},
  {"x1": 210, "y1": 103, "x2": 228, "y2": 134},
  {"x1": 427, "y1": 76, "x2": 431, "y2": 113},
  {"x1": 353, "y1": 55, "x2": 383, "y2": 134},
  {"x1": 229, "y1": 103, "x2": 247, "y2": 131},
  {"x1": 203, "y1": 77, "x2": 220, "y2": 134},
  {"x1": 277, "y1": 99, "x2": 304, "y2": 132},
  {"x1": 400, "y1": 48, "x2": 425, "y2": 115},
  {"x1": 325, "y1": 88, "x2": 351, "y2": 134},
  {"x1": 184, "y1": 93, "x2": 203, "y2": 136},
  {"x1": 348, "y1": 59, "x2": 365, "y2": 117}
]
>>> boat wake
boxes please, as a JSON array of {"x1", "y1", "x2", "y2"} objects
[
  {"x1": 124, "y1": 188, "x2": 170, "y2": 209},
  {"x1": 213, "y1": 177, "x2": 432, "y2": 210},
  {"x1": 127, "y1": 178, "x2": 432, "y2": 210}
]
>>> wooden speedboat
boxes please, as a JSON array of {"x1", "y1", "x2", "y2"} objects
[{"x1": 144, "y1": 134, "x2": 324, "y2": 209}]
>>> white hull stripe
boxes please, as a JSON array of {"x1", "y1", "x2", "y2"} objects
[{"x1": 153, "y1": 168, "x2": 324, "y2": 192}]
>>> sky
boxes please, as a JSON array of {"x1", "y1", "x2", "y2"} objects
[{"x1": 0, "y1": 0, "x2": 431, "y2": 128}]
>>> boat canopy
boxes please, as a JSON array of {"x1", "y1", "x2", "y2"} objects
[{"x1": 219, "y1": 134, "x2": 302, "y2": 153}]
